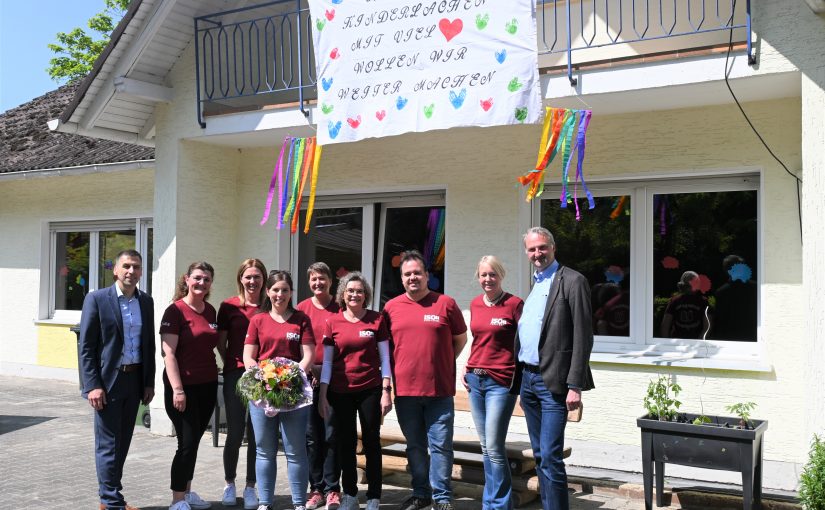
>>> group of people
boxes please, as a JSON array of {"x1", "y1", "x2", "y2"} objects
[{"x1": 79, "y1": 226, "x2": 595, "y2": 510}]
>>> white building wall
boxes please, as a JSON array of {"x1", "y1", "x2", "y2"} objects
[{"x1": 0, "y1": 169, "x2": 154, "y2": 375}]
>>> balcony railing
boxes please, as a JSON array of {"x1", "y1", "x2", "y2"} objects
[{"x1": 194, "y1": 0, "x2": 753, "y2": 127}]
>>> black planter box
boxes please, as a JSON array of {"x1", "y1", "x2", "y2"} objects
[{"x1": 637, "y1": 413, "x2": 768, "y2": 510}]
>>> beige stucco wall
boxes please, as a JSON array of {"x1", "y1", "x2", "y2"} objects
[{"x1": 0, "y1": 169, "x2": 154, "y2": 374}]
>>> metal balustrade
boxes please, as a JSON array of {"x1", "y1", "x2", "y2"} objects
[{"x1": 194, "y1": 0, "x2": 753, "y2": 127}]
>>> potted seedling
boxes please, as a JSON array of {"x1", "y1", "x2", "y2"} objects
[{"x1": 637, "y1": 375, "x2": 768, "y2": 510}]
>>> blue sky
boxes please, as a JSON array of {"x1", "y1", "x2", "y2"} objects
[{"x1": 1, "y1": 1, "x2": 103, "y2": 112}]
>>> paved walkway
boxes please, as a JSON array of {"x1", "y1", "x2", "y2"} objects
[{"x1": 0, "y1": 375, "x2": 647, "y2": 510}]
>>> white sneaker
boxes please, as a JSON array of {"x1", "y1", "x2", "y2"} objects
[
  {"x1": 243, "y1": 487, "x2": 259, "y2": 510},
  {"x1": 365, "y1": 499, "x2": 380, "y2": 510},
  {"x1": 185, "y1": 491, "x2": 212, "y2": 509},
  {"x1": 222, "y1": 484, "x2": 237, "y2": 507},
  {"x1": 256, "y1": 505, "x2": 271, "y2": 510},
  {"x1": 340, "y1": 494, "x2": 360, "y2": 510},
  {"x1": 170, "y1": 501, "x2": 192, "y2": 510}
]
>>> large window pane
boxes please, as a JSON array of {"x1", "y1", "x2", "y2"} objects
[
  {"x1": 541, "y1": 196, "x2": 631, "y2": 337},
  {"x1": 145, "y1": 227, "x2": 154, "y2": 295},
  {"x1": 297, "y1": 208, "x2": 363, "y2": 302},
  {"x1": 652, "y1": 191, "x2": 757, "y2": 341},
  {"x1": 378, "y1": 206, "x2": 446, "y2": 308},
  {"x1": 98, "y1": 230, "x2": 136, "y2": 290},
  {"x1": 55, "y1": 232, "x2": 90, "y2": 311}
]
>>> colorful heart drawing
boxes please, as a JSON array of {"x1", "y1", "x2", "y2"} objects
[
  {"x1": 495, "y1": 49, "x2": 507, "y2": 64},
  {"x1": 423, "y1": 104, "x2": 435, "y2": 119},
  {"x1": 347, "y1": 115, "x2": 362, "y2": 128},
  {"x1": 330, "y1": 48, "x2": 340, "y2": 59},
  {"x1": 316, "y1": 18, "x2": 326, "y2": 31},
  {"x1": 396, "y1": 96, "x2": 408, "y2": 110},
  {"x1": 480, "y1": 98, "x2": 493, "y2": 111},
  {"x1": 328, "y1": 120, "x2": 342, "y2": 139},
  {"x1": 321, "y1": 78, "x2": 333, "y2": 91},
  {"x1": 331, "y1": 0, "x2": 342, "y2": 4},
  {"x1": 514, "y1": 107, "x2": 528, "y2": 123},
  {"x1": 475, "y1": 13, "x2": 489, "y2": 30},
  {"x1": 507, "y1": 77, "x2": 523, "y2": 92},
  {"x1": 438, "y1": 18, "x2": 463, "y2": 42},
  {"x1": 449, "y1": 88, "x2": 467, "y2": 109},
  {"x1": 505, "y1": 18, "x2": 518, "y2": 34},
  {"x1": 321, "y1": 103, "x2": 334, "y2": 114},
  {"x1": 325, "y1": 9, "x2": 335, "y2": 20},
  {"x1": 376, "y1": 110, "x2": 386, "y2": 121}
]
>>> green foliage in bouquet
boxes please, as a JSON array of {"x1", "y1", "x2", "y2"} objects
[{"x1": 237, "y1": 357, "x2": 310, "y2": 411}]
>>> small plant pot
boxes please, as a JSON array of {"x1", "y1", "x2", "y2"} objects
[{"x1": 637, "y1": 413, "x2": 768, "y2": 510}]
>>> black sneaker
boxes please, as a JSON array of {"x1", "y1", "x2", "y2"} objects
[
  {"x1": 397, "y1": 496, "x2": 432, "y2": 510},
  {"x1": 433, "y1": 503, "x2": 454, "y2": 510}
]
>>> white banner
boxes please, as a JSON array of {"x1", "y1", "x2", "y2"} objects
[{"x1": 308, "y1": 0, "x2": 542, "y2": 145}]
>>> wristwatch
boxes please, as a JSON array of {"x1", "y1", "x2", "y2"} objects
[{"x1": 383, "y1": 385, "x2": 392, "y2": 393}]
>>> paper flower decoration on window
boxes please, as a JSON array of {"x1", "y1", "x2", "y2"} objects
[
  {"x1": 604, "y1": 265, "x2": 624, "y2": 284},
  {"x1": 661, "y1": 256, "x2": 679, "y2": 269},
  {"x1": 728, "y1": 263, "x2": 752, "y2": 283},
  {"x1": 691, "y1": 274, "x2": 712, "y2": 294},
  {"x1": 336, "y1": 266, "x2": 349, "y2": 278}
]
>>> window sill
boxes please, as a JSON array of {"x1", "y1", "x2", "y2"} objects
[
  {"x1": 34, "y1": 310, "x2": 82, "y2": 326},
  {"x1": 590, "y1": 351, "x2": 772, "y2": 373}
]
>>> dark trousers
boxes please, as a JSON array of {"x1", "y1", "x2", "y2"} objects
[
  {"x1": 94, "y1": 369, "x2": 142, "y2": 509},
  {"x1": 307, "y1": 386, "x2": 340, "y2": 494},
  {"x1": 223, "y1": 369, "x2": 256, "y2": 484},
  {"x1": 164, "y1": 376, "x2": 218, "y2": 492},
  {"x1": 328, "y1": 386, "x2": 383, "y2": 499}
]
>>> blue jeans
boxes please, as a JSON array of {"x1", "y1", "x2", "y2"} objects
[
  {"x1": 519, "y1": 371, "x2": 569, "y2": 510},
  {"x1": 394, "y1": 396, "x2": 455, "y2": 502},
  {"x1": 466, "y1": 373, "x2": 517, "y2": 510},
  {"x1": 249, "y1": 404, "x2": 310, "y2": 506}
]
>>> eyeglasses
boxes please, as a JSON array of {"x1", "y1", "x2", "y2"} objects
[{"x1": 346, "y1": 289, "x2": 365, "y2": 295}]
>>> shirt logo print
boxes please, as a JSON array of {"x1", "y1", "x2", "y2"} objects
[
  {"x1": 490, "y1": 318, "x2": 508, "y2": 327},
  {"x1": 359, "y1": 330, "x2": 375, "y2": 338},
  {"x1": 423, "y1": 314, "x2": 441, "y2": 323},
  {"x1": 286, "y1": 332, "x2": 301, "y2": 341}
]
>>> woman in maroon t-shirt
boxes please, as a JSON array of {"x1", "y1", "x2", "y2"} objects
[
  {"x1": 318, "y1": 272, "x2": 392, "y2": 510},
  {"x1": 243, "y1": 270, "x2": 315, "y2": 510},
  {"x1": 160, "y1": 261, "x2": 219, "y2": 510},
  {"x1": 464, "y1": 256, "x2": 524, "y2": 510},
  {"x1": 295, "y1": 262, "x2": 342, "y2": 510},
  {"x1": 216, "y1": 258, "x2": 266, "y2": 508}
]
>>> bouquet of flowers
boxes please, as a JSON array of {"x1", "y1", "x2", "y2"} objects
[{"x1": 237, "y1": 357, "x2": 313, "y2": 416}]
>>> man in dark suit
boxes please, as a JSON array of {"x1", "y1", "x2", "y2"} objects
[
  {"x1": 512, "y1": 227, "x2": 594, "y2": 510},
  {"x1": 79, "y1": 249, "x2": 155, "y2": 510}
]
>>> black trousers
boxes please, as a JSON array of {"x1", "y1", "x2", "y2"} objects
[
  {"x1": 164, "y1": 374, "x2": 217, "y2": 492},
  {"x1": 328, "y1": 385, "x2": 383, "y2": 499},
  {"x1": 222, "y1": 369, "x2": 256, "y2": 484}
]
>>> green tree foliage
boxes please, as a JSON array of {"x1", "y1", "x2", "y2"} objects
[{"x1": 47, "y1": 0, "x2": 130, "y2": 83}]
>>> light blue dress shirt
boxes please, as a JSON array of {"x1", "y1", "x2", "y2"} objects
[
  {"x1": 517, "y1": 260, "x2": 559, "y2": 365},
  {"x1": 116, "y1": 284, "x2": 142, "y2": 365}
]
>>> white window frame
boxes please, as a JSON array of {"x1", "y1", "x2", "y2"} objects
[
  {"x1": 286, "y1": 189, "x2": 446, "y2": 309},
  {"x1": 533, "y1": 172, "x2": 768, "y2": 371},
  {"x1": 41, "y1": 217, "x2": 153, "y2": 323}
]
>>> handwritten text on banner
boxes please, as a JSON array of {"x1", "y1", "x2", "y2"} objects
[{"x1": 308, "y1": 0, "x2": 542, "y2": 145}]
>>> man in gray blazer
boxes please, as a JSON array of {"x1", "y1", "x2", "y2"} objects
[
  {"x1": 79, "y1": 249, "x2": 155, "y2": 510},
  {"x1": 511, "y1": 227, "x2": 594, "y2": 510}
]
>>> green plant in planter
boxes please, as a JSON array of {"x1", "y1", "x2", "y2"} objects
[
  {"x1": 692, "y1": 415, "x2": 711, "y2": 425},
  {"x1": 799, "y1": 434, "x2": 825, "y2": 510},
  {"x1": 643, "y1": 375, "x2": 682, "y2": 421},
  {"x1": 725, "y1": 401, "x2": 757, "y2": 429}
]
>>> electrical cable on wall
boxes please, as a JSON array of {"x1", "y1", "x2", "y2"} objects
[{"x1": 724, "y1": 0, "x2": 803, "y2": 244}]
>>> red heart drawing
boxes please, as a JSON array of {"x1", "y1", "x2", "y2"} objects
[
  {"x1": 330, "y1": 48, "x2": 340, "y2": 59},
  {"x1": 347, "y1": 115, "x2": 362, "y2": 128},
  {"x1": 438, "y1": 18, "x2": 463, "y2": 42},
  {"x1": 325, "y1": 9, "x2": 335, "y2": 20},
  {"x1": 480, "y1": 98, "x2": 493, "y2": 111},
  {"x1": 376, "y1": 110, "x2": 386, "y2": 121}
]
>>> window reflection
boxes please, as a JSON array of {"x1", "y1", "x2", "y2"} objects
[
  {"x1": 297, "y1": 208, "x2": 363, "y2": 302},
  {"x1": 98, "y1": 230, "x2": 136, "y2": 290},
  {"x1": 55, "y1": 232, "x2": 90, "y2": 311}
]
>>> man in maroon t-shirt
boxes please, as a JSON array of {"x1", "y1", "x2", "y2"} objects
[{"x1": 383, "y1": 251, "x2": 467, "y2": 510}]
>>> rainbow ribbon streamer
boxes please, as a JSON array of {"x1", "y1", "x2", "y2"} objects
[
  {"x1": 423, "y1": 208, "x2": 445, "y2": 272},
  {"x1": 518, "y1": 107, "x2": 595, "y2": 220},
  {"x1": 260, "y1": 136, "x2": 323, "y2": 234}
]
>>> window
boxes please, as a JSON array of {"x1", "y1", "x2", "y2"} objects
[
  {"x1": 537, "y1": 175, "x2": 760, "y2": 364},
  {"x1": 48, "y1": 219, "x2": 153, "y2": 319},
  {"x1": 291, "y1": 192, "x2": 445, "y2": 309}
]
